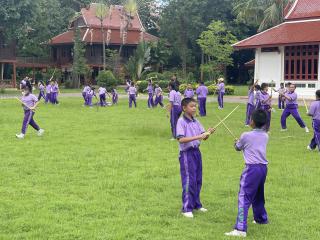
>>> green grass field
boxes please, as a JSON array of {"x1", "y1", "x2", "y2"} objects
[{"x1": 0, "y1": 97, "x2": 319, "y2": 240}]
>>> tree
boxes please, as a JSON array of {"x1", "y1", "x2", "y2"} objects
[
  {"x1": 72, "y1": 28, "x2": 89, "y2": 88},
  {"x1": 197, "y1": 21, "x2": 237, "y2": 81},
  {"x1": 126, "y1": 41, "x2": 151, "y2": 80},
  {"x1": 149, "y1": 39, "x2": 171, "y2": 72}
]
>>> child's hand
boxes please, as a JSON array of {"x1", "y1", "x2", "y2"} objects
[
  {"x1": 207, "y1": 128, "x2": 215, "y2": 134},
  {"x1": 201, "y1": 132, "x2": 210, "y2": 140},
  {"x1": 234, "y1": 138, "x2": 239, "y2": 143},
  {"x1": 29, "y1": 106, "x2": 36, "y2": 110}
]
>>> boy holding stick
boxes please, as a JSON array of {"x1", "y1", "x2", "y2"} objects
[{"x1": 307, "y1": 90, "x2": 320, "y2": 151}]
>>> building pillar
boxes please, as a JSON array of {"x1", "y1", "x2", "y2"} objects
[
  {"x1": 12, "y1": 62, "x2": 16, "y2": 88},
  {"x1": 318, "y1": 44, "x2": 320, "y2": 89},
  {"x1": 0, "y1": 63, "x2": 4, "y2": 82}
]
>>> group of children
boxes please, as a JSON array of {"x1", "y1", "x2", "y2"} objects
[
  {"x1": 38, "y1": 80, "x2": 60, "y2": 105},
  {"x1": 82, "y1": 84, "x2": 118, "y2": 107}
]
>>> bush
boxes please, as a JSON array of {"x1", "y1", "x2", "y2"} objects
[
  {"x1": 187, "y1": 72, "x2": 195, "y2": 83},
  {"x1": 207, "y1": 85, "x2": 217, "y2": 95},
  {"x1": 225, "y1": 85, "x2": 235, "y2": 95},
  {"x1": 158, "y1": 80, "x2": 169, "y2": 91},
  {"x1": 145, "y1": 72, "x2": 165, "y2": 81},
  {"x1": 207, "y1": 85, "x2": 235, "y2": 95},
  {"x1": 96, "y1": 70, "x2": 118, "y2": 91},
  {"x1": 179, "y1": 83, "x2": 188, "y2": 93},
  {"x1": 136, "y1": 80, "x2": 148, "y2": 93},
  {"x1": 204, "y1": 81, "x2": 212, "y2": 86}
]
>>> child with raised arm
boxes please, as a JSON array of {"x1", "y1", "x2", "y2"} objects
[
  {"x1": 176, "y1": 98, "x2": 215, "y2": 218},
  {"x1": 307, "y1": 90, "x2": 320, "y2": 151},
  {"x1": 260, "y1": 83, "x2": 272, "y2": 132},
  {"x1": 245, "y1": 81, "x2": 257, "y2": 126},
  {"x1": 16, "y1": 81, "x2": 44, "y2": 139},
  {"x1": 38, "y1": 81, "x2": 46, "y2": 101},
  {"x1": 225, "y1": 109, "x2": 269, "y2": 237},
  {"x1": 154, "y1": 84, "x2": 164, "y2": 108}
]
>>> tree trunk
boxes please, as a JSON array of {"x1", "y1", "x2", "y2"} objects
[
  {"x1": 101, "y1": 21, "x2": 106, "y2": 71},
  {"x1": 200, "y1": 52, "x2": 204, "y2": 82}
]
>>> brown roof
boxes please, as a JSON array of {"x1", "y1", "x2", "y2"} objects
[
  {"x1": 233, "y1": 20, "x2": 320, "y2": 49},
  {"x1": 285, "y1": 0, "x2": 320, "y2": 21}
]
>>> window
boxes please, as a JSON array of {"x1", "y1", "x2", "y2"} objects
[
  {"x1": 285, "y1": 45, "x2": 319, "y2": 81},
  {"x1": 295, "y1": 84, "x2": 306, "y2": 88},
  {"x1": 308, "y1": 84, "x2": 316, "y2": 88},
  {"x1": 262, "y1": 47, "x2": 279, "y2": 52}
]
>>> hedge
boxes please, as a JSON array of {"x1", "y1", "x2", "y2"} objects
[{"x1": 179, "y1": 84, "x2": 234, "y2": 95}]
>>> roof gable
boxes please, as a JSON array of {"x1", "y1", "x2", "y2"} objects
[{"x1": 285, "y1": 0, "x2": 320, "y2": 21}]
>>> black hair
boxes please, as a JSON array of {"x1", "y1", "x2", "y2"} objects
[
  {"x1": 251, "y1": 109, "x2": 267, "y2": 129},
  {"x1": 200, "y1": 81, "x2": 204, "y2": 85},
  {"x1": 181, "y1": 98, "x2": 196, "y2": 108},
  {"x1": 289, "y1": 83, "x2": 296, "y2": 89},
  {"x1": 261, "y1": 83, "x2": 268, "y2": 90},
  {"x1": 169, "y1": 83, "x2": 176, "y2": 91},
  {"x1": 255, "y1": 85, "x2": 261, "y2": 91},
  {"x1": 131, "y1": 82, "x2": 135, "y2": 87},
  {"x1": 23, "y1": 80, "x2": 32, "y2": 93},
  {"x1": 316, "y1": 90, "x2": 320, "y2": 99},
  {"x1": 280, "y1": 83, "x2": 284, "y2": 87}
]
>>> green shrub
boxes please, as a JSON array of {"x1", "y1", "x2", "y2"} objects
[
  {"x1": 97, "y1": 70, "x2": 118, "y2": 91},
  {"x1": 207, "y1": 85, "x2": 235, "y2": 95},
  {"x1": 225, "y1": 85, "x2": 235, "y2": 95},
  {"x1": 146, "y1": 72, "x2": 165, "y2": 81},
  {"x1": 0, "y1": 87, "x2": 5, "y2": 94},
  {"x1": 179, "y1": 84, "x2": 188, "y2": 93},
  {"x1": 204, "y1": 81, "x2": 212, "y2": 86},
  {"x1": 162, "y1": 71, "x2": 173, "y2": 80},
  {"x1": 187, "y1": 72, "x2": 195, "y2": 83},
  {"x1": 136, "y1": 80, "x2": 148, "y2": 93},
  {"x1": 158, "y1": 80, "x2": 169, "y2": 91},
  {"x1": 207, "y1": 85, "x2": 217, "y2": 95}
]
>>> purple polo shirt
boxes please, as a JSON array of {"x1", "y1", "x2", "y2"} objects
[
  {"x1": 248, "y1": 89, "x2": 254, "y2": 105},
  {"x1": 278, "y1": 87, "x2": 286, "y2": 95},
  {"x1": 83, "y1": 86, "x2": 89, "y2": 93},
  {"x1": 285, "y1": 92, "x2": 298, "y2": 105},
  {"x1": 169, "y1": 90, "x2": 182, "y2": 105},
  {"x1": 196, "y1": 85, "x2": 208, "y2": 98},
  {"x1": 218, "y1": 83, "x2": 225, "y2": 93},
  {"x1": 112, "y1": 89, "x2": 118, "y2": 95},
  {"x1": 98, "y1": 87, "x2": 106, "y2": 95},
  {"x1": 184, "y1": 89, "x2": 194, "y2": 98},
  {"x1": 309, "y1": 101, "x2": 320, "y2": 120},
  {"x1": 260, "y1": 91, "x2": 271, "y2": 106},
  {"x1": 52, "y1": 84, "x2": 59, "y2": 93},
  {"x1": 155, "y1": 87, "x2": 162, "y2": 96},
  {"x1": 21, "y1": 94, "x2": 38, "y2": 110},
  {"x1": 176, "y1": 115, "x2": 205, "y2": 151},
  {"x1": 39, "y1": 84, "x2": 45, "y2": 91},
  {"x1": 255, "y1": 91, "x2": 261, "y2": 103},
  {"x1": 235, "y1": 129, "x2": 269, "y2": 165},
  {"x1": 128, "y1": 86, "x2": 137, "y2": 95},
  {"x1": 147, "y1": 84, "x2": 153, "y2": 94},
  {"x1": 46, "y1": 85, "x2": 51, "y2": 93}
]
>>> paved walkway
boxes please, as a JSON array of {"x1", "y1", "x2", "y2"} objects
[{"x1": 1, "y1": 92, "x2": 314, "y2": 107}]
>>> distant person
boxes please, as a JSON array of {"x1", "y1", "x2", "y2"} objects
[
  {"x1": 37, "y1": 81, "x2": 46, "y2": 101},
  {"x1": 112, "y1": 88, "x2": 118, "y2": 105},
  {"x1": 171, "y1": 74, "x2": 180, "y2": 90},
  {"x1": 184, "y1": 84, "x2": 194, "y2": 98},
  {"x1": 154, "y1": 84, "x2": 164, "y2": 108},
  {"x1": 98, "y1": 86, "x2": 108, "y2": 107},
  {"x1": 260, "y1": 83, "x2": 272, "y2": 132},
  {"x1": 307, "y1": 89, "x2": 320, "y2": 151},
  {"x1": 145, "y1": 79, "x2": 154, "y2": 108},
  {"x1": 128, "y1": 82, "x2": 137, "y2": 108},
  {"x1": 273, "y1": 83, "x2": 287, "y2": 109},
  {"x1": 217, "y1": 78, "x2": 225, "y2": 109},
  {"x1": 196, "y1": 82, "x2": 208, "y2": 117},
  {"x1": 168, "y1": 83, "x2": 182, "y2": 139},
  {"x1": 245, "y1": 81, "x2": 257, "y2": 127}
]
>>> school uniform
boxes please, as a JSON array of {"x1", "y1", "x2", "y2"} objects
[
  {"x1": 112, "y1": 89, "x2": 118, "y2": 104},
  {"x1": 260, "y1": 92, "x2": 272, "y2": 132},
  {"x1": 45, "y1": 84, "x2": 52, "y2": 104},
  {"x1": 277, "y1": 87, "x2": 286, "y2": 109},
  {"x1": 82, "y1": 86, "x2": 89, "y2": 105},
  {"x1": 38, "y1": 84, "x2": 45, "y2": 101},
  {"x1": 176, "y1": 115, "x2": 205, "y2": 212},
  {"x1": 217, "y1": 82, "x2": 225, "y2": 108},
  {"x1": 169, "y1": 90, "x2": 182, "y2": 138},
  {"x1": 20, "y1": 94, "x2": 40, "y2": 134},
  {"x1": 255, "y1": 91, "x2": 262, "y2": 109},
  {"x1": 234, "y1": 129, "x2": 269, "y2": 232},
  {"x1": 154, "y1": 87, "x2": 164, "y2": 107},
  {"x1": 51, "y1": 84, "x2": 59, "y2": 104},
  {"x1": 308, "y1": 100, "x2": 320, "y2": 151},
  {"x1": 281, "y1": 92, "x2": 306, "y2": 129},
  {"x1": 147, "y1": 84, "x2": 154, "y2": 108},
  {"x1": 128, "y1": 86, "x2": 137, "y2": 108},
  {"x1": 245, "y1": 89, "x2": 255, "y2": 125},
  {"x1": 98, "y1": 87, "x2": 107, "y2": 107},
  {"x1": 86, "y1": 89, "x2": 95, "y2": 107},
  {"x1": 184, "y1": 89, "x2": 194, "y2": 98},
  {"x1": 196, "y1": 85, "x2": 208, "y2": 116}
]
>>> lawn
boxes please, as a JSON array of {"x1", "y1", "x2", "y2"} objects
[{"x1": 0, "y1": 96, "x2": 319, "y2": 240}]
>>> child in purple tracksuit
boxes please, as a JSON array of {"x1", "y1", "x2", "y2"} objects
[
  {"x1": 98, "y1": 86, "x2": 108, "y2": 107},
  {"x1": 51, "y1": 80, "x2": 59, "y2": 104},
  {"x1": 38, "y1": 81, "x2": 46, "y2": 101},
  {"x1": 154, "y1": 84, "x2": 164, "y2": 107},
  {"x1": 146, "y1": 80, "x2": 154, "y2": 108},
  {"x1": 273, "y1": 83, "x2": 286, "y2": 109},
  {"x1": 260, "y1": 83, "x2": 272, "y2": 132},
  {"x1": 112, "y1": 88, "x2": 118, "y2": 105},
  {"x1": 82, "y1": 84, "x2": 90, "y2": 106},
  {"x1": 168, "y1": 83, "x2": 182, "y2": 139},
  {"x1": 45, "y1": 81, "x2": 52, "y2": 104},
  {"x1": 16, "y1": 81, "x2": 44, "y2": 139},
  {"x1": 280, "y1": 83, "x2": 309, "y2": 133},
  {"x1": 245, "y1": 82, "x2": 257, "y2": 126},
  {"x1": 225, "y1": 109, "x2": 269, "y2": 238},
  {"x1": 176, "y1": 98, "x2": 215, "y2": 218},
  {"x1": 128, "y1": 82, "x2": 137, "y2": 108},
  {"x1": 255, "y1": 85, "x2": 262, "y2": 109},
  {"x1": 307, "y1": 90, "x2": 320, "y2": 151},
  {"x1": 217, "y1": 78, "x2": 225, "y2": 109},
  {"x1": 196, "y1": 82, "x2": 208, "y2": 117},
  {"x1": 184, "y1": 84, "x2": 194, "y2": 98},
  {"x1": 86, "y1": 87, "x2": 96, "y2": 107}
]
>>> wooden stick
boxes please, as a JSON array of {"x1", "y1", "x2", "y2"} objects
[
  {"x1": 15, "y1": 97, "x2": 35, "y2": 112},
  {"x1": 302, "y1": 97, "x2": 309, "y2": 113},
  {"x1": 213, "y1": 105, "x2": 239, "y2": 129},
  {"x1": 215, "y1": 114, "x2": 238, "y2": 139}
]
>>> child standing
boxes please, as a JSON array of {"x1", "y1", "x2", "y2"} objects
[
  {"x1": 307, "y1": 90, "x2": 320, "y2": 151},
  {"x1": 16, "y1": 81, "x2": 44, "y2": 139},
  {"x1": 260, "y1": 83, "x2": 272, "y2": 132},
  {"x1": 196, "y1": 82, "x2": 209, "y2": 116},
  {"x1": 168, "y1": 83, "x2": 182, "y2": 139},
  {"x1": 82, "y1": 84, "x2": 90, "y2": 106},
  {"x1": 51, "y1": 80, "x2": 59, "y2": 105},
  {"x1": 273, "y1": 83, "x2": 286, "y2": 109},
  {"x1": 112, "y1": 88, "x2": 118, "y2": 105},
  {"x1": 225, "y1": 109, "x2": 269, "y2": 237},
  {"x1": 245, "y1": 81, "x2": 257, "y2": 126},
  {"x1": 176, "y1": 98, "x2": 215, "y2": 218},
  {"x1": 146, "y1": 80, "x2": 154, "y2": 108},
  {"x1": 154, "y1": 84, "x2": 164, "y2": 108},
  {"x1": 86, "y1": 87, "x2": 96, "y2": 107},
  {"x1": 45, "y1": 81, "x2": 52, "y2": 104},
  {"x1": 184, "y1": 84, "x2": 194, "y2": 98},
  {"x1": 128, "y1": 82, "x2": 137, "y2": 108},
  {"x1": 38, "y1": 81, "x2": 46, "y2": 101},
  {"x1": 280, "y1": 83, "x2": 309, "y2": 133},
  {"x1": 217, "y1": 78, "x2": 225, "y2": 109},
  {"x1": 98, "y1": 86, "x2": 108, "y2": 107}
]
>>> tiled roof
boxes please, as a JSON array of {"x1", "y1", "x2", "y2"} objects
[{"x1": 285, "y1": 0, "x2": 320, "y2": 21}]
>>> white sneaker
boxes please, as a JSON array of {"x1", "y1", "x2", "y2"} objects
[
  {"x1": 15, "y1": 133, "x2": 25, "y2": 139},
  {"x1": 182, "y1": 212, "x2": 194, "y2": 218},
  {"x1": 305, "y1": 127, "x2": 309, "y2": 133},
  {"x1": 307, "y1": 145, "x2": 313, "y2": 151},
  {"x1": 252, "y1": 220, "x2": 257, "y2": 224},
  {"x1": 225, "y1": 229, "x2": 247, "y2": 237},
  {"x1": 170, "y1": 138, "x2": 176, "y2": 141},
  {"x1": 280, "y1": 128, "x2": 288, "y2": 132},
  {"x1": 196, "y1": 207, "x2": 208, "y2": 212},
  {"x1": 244, "y1": 125, "x2": 249, "y2": 127},
  {"x1": 37, "y1": 129, "x2": 45, "y2": 136}
]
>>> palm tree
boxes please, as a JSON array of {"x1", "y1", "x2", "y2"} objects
[
  {"x1": 95, "y1": 2, "x2": 110, "y2": 70},
  {"x1": 233, "y1": 0, "x2": 294, "y2": 32}
]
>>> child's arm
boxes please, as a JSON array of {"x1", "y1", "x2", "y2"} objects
[
  {"x1": 178, "y1": 132, "x2": 210, "y2": 143},
  {"x1": 234, "y1": 134, "x2": 245, "y2": 151}
]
